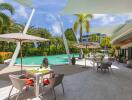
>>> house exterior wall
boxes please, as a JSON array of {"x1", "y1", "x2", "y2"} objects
[
  {"x1": 112, "y1": 20, "x2": 132, "y2": 62},
  {"x1": 82, "y1": 33, "x2": 106, "y2": 43}
]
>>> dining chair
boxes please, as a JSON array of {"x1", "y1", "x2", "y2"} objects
[
  {"x1": 43, "y1": 74, "x2": 64, "y2": 100},
  {"x1": 8, "y1": 74, "x2": 35, "y2": 100}
]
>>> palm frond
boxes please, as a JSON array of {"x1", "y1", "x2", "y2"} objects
[
  {"x1": 74, "y1": 14, "x2": 81, "y2": 17},
  {"x1": 84, "y1": 14, "x2": 93, "y2": 19},
  {"x1": 0, "y1": 16, "x2": 3, "y2": 25},
  {"x1": 0, "y1": 12, "x2": 10, "y2": 25},
  {"x1": 73, "y1": 21, "x2": 79, "y2": 32},
  {"x1": 0, "y1": 3, "x2": 15, "y2": 15}
]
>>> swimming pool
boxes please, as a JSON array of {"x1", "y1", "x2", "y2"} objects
[{"x1": 15, "y1": 54, "x2": 79, "y2": 66}]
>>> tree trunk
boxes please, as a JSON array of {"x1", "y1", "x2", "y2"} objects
[
  {"x1": 1, "y1": 41, "x2": 5, "y2": 51},
  {"x1": 48, "y1": 43, "x2": 50, "y2": 55},
  {"x1": 80, "y1": 24, "x2": 83, "y2": 42}
]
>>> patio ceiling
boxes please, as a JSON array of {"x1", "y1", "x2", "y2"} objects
[
  {"x1": 62, "y1": 0, "x2": 132, "y2": 14},
  {"x1": 111, "y1": 30, "x2": 132, "y2": 45}
]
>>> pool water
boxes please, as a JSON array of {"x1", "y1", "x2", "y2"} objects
[{"x1": 15, "y1": 54, "x2": 79, "y2": 66}]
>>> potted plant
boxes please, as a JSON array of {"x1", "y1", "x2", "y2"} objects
[{"x1": 71, "y1": 55, "x2": 76, "y2": 65}]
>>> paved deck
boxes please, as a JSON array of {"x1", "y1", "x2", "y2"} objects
[{"x1": 0, "y1": 62, "x2": 132, "y2": 100}]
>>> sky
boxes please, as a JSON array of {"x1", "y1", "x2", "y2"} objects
[{"x1": 0, "y1": 0, "x2": 132, "y2": 36}]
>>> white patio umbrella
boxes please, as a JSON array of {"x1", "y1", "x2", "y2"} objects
[
  {"x1": 75, "y1": 42, "x2": 100, "y2": 49},
  {"x1": 0, "y1": 33, "x2": 49, "y2": 73},
  {"x1": 74, "y1": 42, "x2": 100, "y2": 67}
]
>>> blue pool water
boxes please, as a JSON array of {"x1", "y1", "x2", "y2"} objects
[{"x1": 15, "y1": 54, "x2": 79, "y2": 66}]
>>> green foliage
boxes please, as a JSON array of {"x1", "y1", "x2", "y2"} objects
[
  {"x1": 50, "y1": 45, "x2": 57, "y2": 54},
  {"x1": 109, "y1": 46, "x2": 116, "y2": 57},
  {"x1": 0, "y1": 16, "x2": 80, "y2": 57},
  {"x1": 27, "y1": 48, "x2": 41, "y2": 56},
  {"x1": 83, "y1": 48, "x2": 90, "y2": 54},
  {"x1": 100, "y1": 37, "x2": 111, "y2": 48},
  {"x1": 0, "y1": 52, "x2": 12, "y2": 63},
  {"x1": 68, "y1": 41, "x2": 79, "y2": 53},
  {"x1": 65, "y1": 28, "x2": 76, "y2": 41},
  {"x1": 0, "y1": 3, "x2": 15, "y2": 14},
  {"x1": 8, "y1": 21, "x2": 24, "y2": 33},
  {"x1": 89, "y1": 34, "x2": 99, "y2": 42},
  {"x1": 73, "y1": 14, "x2": 93, "y2": 42},
  {"x1": 0, "y1": 3, "x2": 15, "y2": 34},
  {"x1": 28, "y1": 27, "x2": 51, "y2": 39},
  {"x1": 0, "y1": 55, "x2": 4, "y2": 63},
  {"x1": 0, "y1": 3, "x2": 93, "y2": 57}
]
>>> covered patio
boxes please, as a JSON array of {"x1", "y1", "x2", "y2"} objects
[{"x1": 0, "y1": 0, "x2": 132, "y2": 100}]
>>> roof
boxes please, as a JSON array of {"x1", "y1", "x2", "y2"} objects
[
  {"x1": 111, "y1": 20, "x2": 132, "y2": 44},
  {"x1": 62, "y1": 0, "x2": 132, "y2": 14}
]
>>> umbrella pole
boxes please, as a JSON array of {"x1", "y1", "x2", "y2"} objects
[
  {"x1": 20, "y1": 40, "x2": 23, "y2": 74},
  {"x1": 85, "y1": 45, "x2": 87, "y2": 67}
]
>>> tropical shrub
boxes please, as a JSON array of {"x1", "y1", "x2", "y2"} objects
[{"x1": 0, "y1": 52, "x2": 12, "y2": 63}]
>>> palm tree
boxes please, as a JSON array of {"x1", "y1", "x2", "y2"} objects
[
  {"x1": 73, "y1": 14, "x2": 93, "y2": 42},
  {"x1": 0, "y1": 3, "x2": 14, "y2": 51},
  {"x1": 0, "y1": 3, "x2": 15, "y2": 34},
  {"x1": 100, "y1": 37, "x2": 111, "y2": 49},
  {"x1": 8, "y1": 21, "x2": 24, "y2": 33}
]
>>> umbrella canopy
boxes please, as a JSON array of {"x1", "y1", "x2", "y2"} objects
[
  {"x1": 0, "y1": 33, "x2": 49, "y2": 73},
  {"x1": 0, "y1": 33, "x2": 49, "y2": 42}
]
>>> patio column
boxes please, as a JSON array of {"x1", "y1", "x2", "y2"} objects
[
  {"x1": 9, "y1": 8, "x2": 35, "y2": 67},
  {"x1": 72, "y1": 29, "x2": 83, "y2": 58},
  {"x1": 57, "y1": 15, "x2": 71, "y2": 64},
  {"x1": 126, "y1": 49, "x2": 128, "y2": 60},
  {"x1": 128, "y1": 47, "x2": 132, "y2": 60}
]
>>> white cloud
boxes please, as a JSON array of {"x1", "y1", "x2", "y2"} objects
[
  {"x1": 93, "y1": 14, "x2": 116, "y2": 25},
  {"x1": 51, "y1": 22, "x2": 61, "y2": 35},
  {"x1": 101, "y1": 16, "x2": 115, "y2": 25},
  {"x1": 93, "y1": 14, "x2": 107, "y2": 19},
  {"x1": 45, "y1": 14, "x2": 56, "y2": 22},
  {"x1": 0, "y1": 0, "x2": 4, "y2": 3},
  {"x1": 44, "y1": 14, "x2": 62, "y2": 35},
  {"x1": 126, "y1": 14, "x2": 132, "y2": 19},
  {"x1": 16, "y1": 5, "x2": 28, "y2": 19}
]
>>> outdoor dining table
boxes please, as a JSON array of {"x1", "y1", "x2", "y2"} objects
[{"x1": 26, "y1": 68, "x2": 54, "y2": 98}]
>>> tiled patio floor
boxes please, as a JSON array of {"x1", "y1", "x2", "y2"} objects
[{"x1": 0, "y1": 62, "x2": 132, "y2": 100}]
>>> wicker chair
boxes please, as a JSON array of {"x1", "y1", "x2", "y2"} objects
[
  {"x1": 44, "y1": 74, "x2": 64, "y2": 100},
  {"x1": 97, "y1": 62, "x2": 112, "y2": 72},
  {"x1": 8, "y1": 74, "x2": 34, "y2": 100}
]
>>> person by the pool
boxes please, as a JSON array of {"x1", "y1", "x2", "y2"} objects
[
  {"x1": 42, "y1": 57, "x2": 48, "y2": 68},
  {"x1": 41, "y1": 54, "x2": 51, "y2": 70},
  {"x1": 41, "y1": 54, "x2": 54, "y2": 81}
]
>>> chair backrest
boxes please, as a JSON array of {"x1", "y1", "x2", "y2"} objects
[
  {"x1": 54, "y1": 74, "x2": 64, "y2": 87},
  {"x1": 101, "y1": 62, "x2": 112, "y2": 68},
  {"x1": 9, "y1": 74, "x2": 25, "y2": 91},
  {"x1": 49, "y1": 74, "x2": 64, "y2": 88}
]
